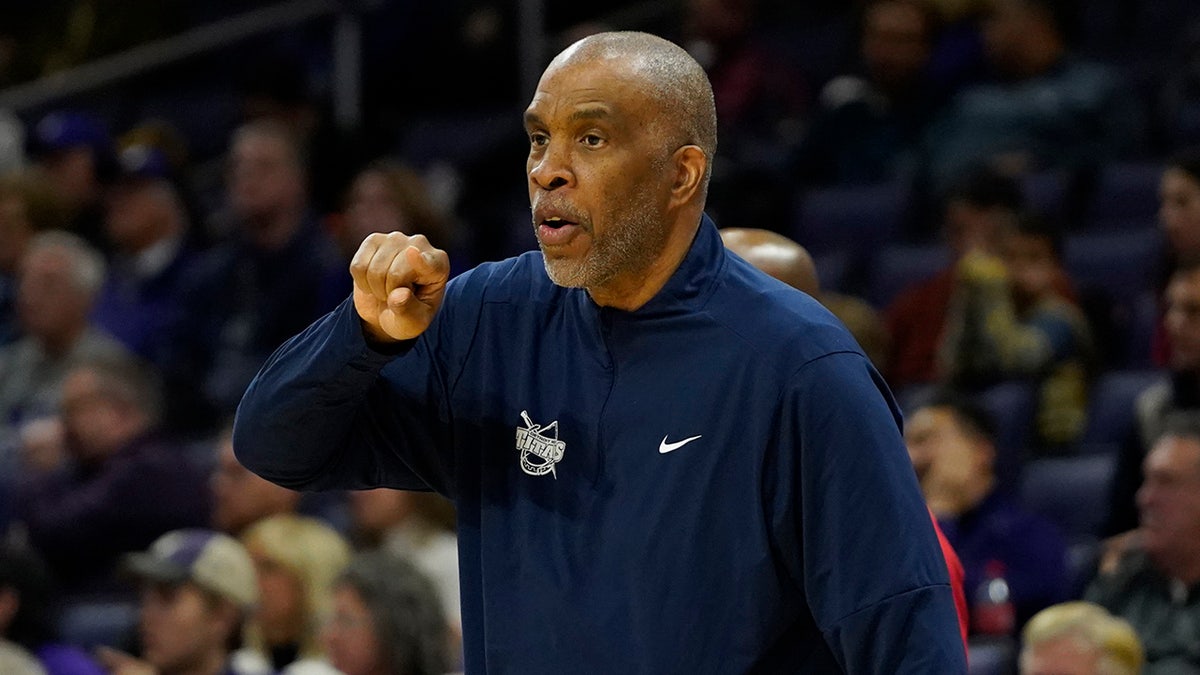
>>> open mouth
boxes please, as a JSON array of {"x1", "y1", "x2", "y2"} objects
[{"x1": 537, "y1": 216, "x2": 581, "y2": 246}]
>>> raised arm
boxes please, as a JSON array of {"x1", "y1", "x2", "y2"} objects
[{"x1": 233, "y1": 232, "x2": 458, "y2": 496}]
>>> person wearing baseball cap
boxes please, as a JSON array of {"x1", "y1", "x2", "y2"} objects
[
  {"x1": 30, "y1": 110, "x2": 115, "y2": 252},
  {"x1": 97, "y1": 529, "x2": 266, "y2": 675}
]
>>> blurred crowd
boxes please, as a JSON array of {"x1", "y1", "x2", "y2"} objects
[{"x1": 2, "y1": 0, "x2": 1200, "y2": 673}]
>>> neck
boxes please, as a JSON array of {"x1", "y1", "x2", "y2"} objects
[{"x1": 586, "y1": 210, "x2": 702, "y2": 311}]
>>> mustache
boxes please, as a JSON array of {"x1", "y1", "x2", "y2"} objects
[{"x1": 530, "y1": 199, "x2": 587, "y2": 225}]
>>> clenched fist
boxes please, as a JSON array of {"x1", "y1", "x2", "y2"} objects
[{"x1": 350, "y1": 232, "x2": 450, "y2": 343}]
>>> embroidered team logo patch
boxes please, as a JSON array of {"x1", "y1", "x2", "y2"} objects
[{"x1": 516, "y1": 410, "x2": 565, "y2": 478}]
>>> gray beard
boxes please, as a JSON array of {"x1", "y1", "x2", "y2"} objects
[{"x1": 540, "y1": 191, "x2": 669, "y2": 291}]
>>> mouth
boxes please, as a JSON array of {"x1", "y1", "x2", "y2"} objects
[{"x1": 534, "y1": 211, "x2": 583, "y2": 247}]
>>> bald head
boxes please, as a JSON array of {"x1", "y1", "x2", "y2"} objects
[
  {"x1": 552, "y1": 31, "x2": 718, "y2": 185},
  {"x1": 721, "y1": 228, "x2": 820, "y2": 295}
]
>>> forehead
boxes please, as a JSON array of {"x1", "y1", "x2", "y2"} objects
[
  {"x1": 526, "y1": 56, "x2": 657, "y2": 123},
  {"x1": 1148, "y1": 436, "x2": 1200, "y2": 474}
]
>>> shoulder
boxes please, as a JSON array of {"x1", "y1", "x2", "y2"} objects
[
  {"x1": 445, "y1": 251, "x2": 562, "y2": 308},
  {"x1": 708, "y1": 253, "x2": 863, "y2": 366}
]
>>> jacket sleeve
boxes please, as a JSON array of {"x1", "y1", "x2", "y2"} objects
[
  {"x1": 233, "y1": 284, "x2": 473, "y2": 498},
  {"x1": 777, "y1": 351, "x2": 967, "y2": 673}
]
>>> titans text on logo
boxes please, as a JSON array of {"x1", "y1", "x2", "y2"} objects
[{"x1": 516, "y1": 410, "x2": 565, "y2": 478}]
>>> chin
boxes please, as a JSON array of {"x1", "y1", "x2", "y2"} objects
[{"x1": 542, "y1": 258, "x2": 587, "y2": 288}]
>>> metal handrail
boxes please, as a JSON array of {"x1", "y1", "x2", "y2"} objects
[{"x1": 0, "y1": 0, "x2": 344, "y2": 112}]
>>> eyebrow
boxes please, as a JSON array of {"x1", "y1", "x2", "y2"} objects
[{"x1": 523, "y1": 107, "x2": 611, "y2": 129}]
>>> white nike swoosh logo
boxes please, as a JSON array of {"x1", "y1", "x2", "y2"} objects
[{"x1": 659, "y1": 434, "x2": 702, "y2": 454}]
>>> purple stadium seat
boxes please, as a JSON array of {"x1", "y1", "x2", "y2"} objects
[
  {"x1": 1019, "y1": 454, "x2": 1117, "y2": 540},
  {"x1": 1085, "y1": 162, "x2": 1165, "y2": 231},
  {"x1": 1064, "y1": 228, "x2": 1165, "y2": 305},
  {"x1": 790, "y1": 181, "x2": 910, "y2": 255},
  {"x1": 865, "y1": 242, "x2": 950, "y2": 309},
  {"x1": 1081, "y1": 369, "x2": 1161, "y2": 445}
]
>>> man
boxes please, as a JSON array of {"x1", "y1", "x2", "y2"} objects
[
  {"x1": 0, "y1": 171, "x2": 67, "y2": 347},
  {"x1": 1108, "y1": 257, "x2": 1200, "y2": 534},
  {"x1": 0, "y1": 231, "x2": 128, "y2": 435},
  {"x1": 183, "y1": 119, "x2": 344, "y2": 421},
  {"x1": 30, "y1": 110, "x2": 117, "y2": 253},
  {"x1": 235, "y1": 32, "x2": 964, "y2": 671},
  {"x1": 15, "y1": 355, "x2": 210, "y2": 596},
  {"x1": 905, "y1": 392, "x2": 1068, "y2": 631},
  {"x1": 938, "y1": 213, "x2": 1094, "y2": 450},
  {"x1": 1019, "y1": 602, "x2": 1143, "y2": 675},
  {"x1": 796, "y1": 0, "x2": 943, "y2": 186},
  {"x1": 886, "y1": 166, "x2": 1024, "y2": 389},
  {"x1": 92, "y1": 144, "x2": 208, "y2": 432},
  {"x1": 921, "y1": 0, "x2": 1135, "y2": 192},
  {"x1": 97, "y1": 529, "x2": 262, "y2": 675},
  {"x1": 93, "y1": 144, "x2": 197, "y2": 360},
  {"x1": 1086, "y1": 418, "x2": 1200, "y2": 673}
]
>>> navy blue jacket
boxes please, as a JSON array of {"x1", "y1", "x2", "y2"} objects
[{"x1": 235, "y1": 217, "x2": 965, "y2": 673}]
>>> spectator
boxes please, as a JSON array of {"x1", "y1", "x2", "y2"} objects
[
  {"x1": 322, "y1": 551, "x2": 451, "y2": 675},
  {"x1": 15, "y1": 354, "x2": 210, "y2": 596},
  {"x1": 1160, "y1": 147, "x2": 1200, "y2": 268},
  {"x1": 938, "y1": 212, "x2": 1094, "y2": 450},
  {"x1": 1087, "y1": 417, "x2": 1200, "y2": 673},
  {"x1": 28, "y1": 111, "x2": 114, "y2": 251},
  {"x1": 0, "y1": 542, "x2": 106, "y2": 675},
  {"x1": 97, "y1": 529, "x2": 263, "y2": 675},
  {"x1": 681, "y1": 0, "x2": 809, "y2": 227},
  {"x1": 0, "y1": 171, "x2": 68, "y2": 346},
  {"x1": 92, "y1": 145, "x2": 197, "y2": 360},
  {"x1": 885, "y1": 166, "x2": 1022, "y2": 389},
  {"x1": 905, "y1": 391, "x2": 1069, "y2": 631},
  {"x1": 1109, "y1": 258, "x2": 1200, "y2": 534},
  {"x1": 211, "y1": 426, "x2": 300, "y2": 536},
  {"x1": 184, "y1": 119, "x2": 345, "y2": 420},
  {"x1": 1019, "y1": 601, "x2": 1143, "y2": 675},
  {"x1": 336, "y1": 161, "x2": 464, "y2": 275},
  {"x1": 719, "y1": 226, "x2": 891, "y2": 369},
  {"x1": 236, "y1": 51, "x2": 371, "y2": 215},
  {"x1": 1152, "y1": 148, "x2": 1200, "y2": 366},
  {"x1": 92, "y1": 144, "x2": 208, "y2": 433},
  {"x1": 348, "y1": 489, "x2": 460, "y2": 642},
  {"x1": 921, "y1": 0, "x2": 1136, "y2": 193},
  {"x1": 236, "y1": 514, "x2": 349, "y2": 675},
  {"x1": 796, "y1": 0, "x2": 943, "y2": 185},
  {"x1": 0, "y1": 231, "x2": 128, "y2": 443}
]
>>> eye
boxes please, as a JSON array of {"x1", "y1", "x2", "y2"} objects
[
  {"x1": 529, "y1": 132, "x2": 549, "y2": 147},
  {"x1": 581, "y1": 133, "x2": 604, "y2": 147}
]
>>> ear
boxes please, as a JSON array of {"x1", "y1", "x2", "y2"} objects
[{"x1": 669, "y1": 145, "x2": 707, "y2": 207}]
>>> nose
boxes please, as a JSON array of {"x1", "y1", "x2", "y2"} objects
[{"x1": 528, "y1": 142, "x2": 572, "y2": 191}]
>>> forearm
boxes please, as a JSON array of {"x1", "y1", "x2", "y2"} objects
[{"x1": 234, "y1": 298, "x2": 417, "y2": 491}]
